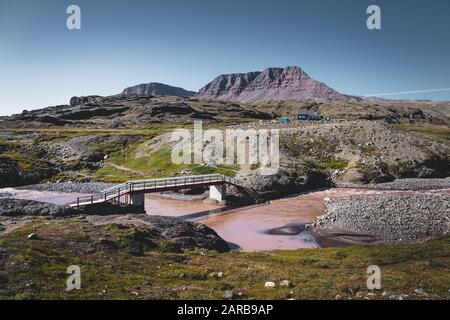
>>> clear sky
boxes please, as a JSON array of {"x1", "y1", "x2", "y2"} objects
[{"x1": 0, "y1": 0, "x2": 449, "y2": 115}]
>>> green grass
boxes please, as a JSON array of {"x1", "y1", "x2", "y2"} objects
[
  {"x1": 321, "y1": 158, "x2": 349, "y2": 171},
  {"x1": 0, "y1": 218, "x2": 448, "y2": 300},
  {"x1": 95, "y1": 144, "x2": 238, "y2": 183}
]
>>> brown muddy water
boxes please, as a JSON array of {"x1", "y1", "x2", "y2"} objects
[
  {"x1": 3, "y1": 187, "x2": 449, "y2": 252},
  {"x1": 145, "y1": 188, "x2": 450, "y2": 251}
]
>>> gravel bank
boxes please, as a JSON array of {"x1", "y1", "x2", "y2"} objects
[
  {"x1": 0, "y1": 192, "x2": 12, "y2": 198},
  {"x1": 16, "y1": 182, "x2": 115, "y2": 194},
  {"x1": 310, "y1": 194, "x2": 450, "y2": 244},
  {"x1": 336, "y1": 178, "x2": 450, "y2": 190}
]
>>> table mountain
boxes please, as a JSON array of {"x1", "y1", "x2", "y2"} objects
[
  {"x1": 197, "y1": 66, "x2": 353, "y2": 103},
  {"x1": 122, "y1": 82, "x2": 196, "y2": 97}
]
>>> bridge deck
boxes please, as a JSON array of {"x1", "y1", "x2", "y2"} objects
[{"x1": 69, "y1": 174, "x2": 240, "y2": 209}]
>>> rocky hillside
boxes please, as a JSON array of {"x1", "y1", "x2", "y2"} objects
[
  {"x1": 0, "y1": 95, "x2": 273, "y2": 128},
  {"x1": 231, "y1": 120, "x2": 450, "y2": 184},
  {"x1": 122, "y1": 82, "x2": 196, "y2": 97},
  {"x1": 197, "y1": 66, "x2": 355, "y2": 103}
]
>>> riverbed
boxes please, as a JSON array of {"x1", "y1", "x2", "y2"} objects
[{"x1": 2, "y1": 186, "x2": 449, "y2": 251}]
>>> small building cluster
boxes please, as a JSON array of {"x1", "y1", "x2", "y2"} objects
[
  {"x1": 261, "y1": 109, "x2": 331, "y2": 125},
  {"x1": 297, "y1": 109, "x2": 323, "y2": 121}
]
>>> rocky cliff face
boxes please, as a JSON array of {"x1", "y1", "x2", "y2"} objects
[
  {"x1": 197, "y1": 66, "x2": 351, "y2": 103},
  {"x1": 122, "y1": 82, "x2": 196, "y2": 97}
]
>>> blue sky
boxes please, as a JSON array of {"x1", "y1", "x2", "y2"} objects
[{"x1": 0, "y1": 0, "x2": 449, "y2": 115}]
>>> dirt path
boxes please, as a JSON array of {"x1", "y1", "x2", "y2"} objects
[{"x1": 105, "y1": 162, "x2": 145, "y2": 176}]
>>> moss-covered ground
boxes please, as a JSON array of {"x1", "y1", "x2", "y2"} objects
[{"x1": 0, "y1": 218, "x2": 448, "y2": 300}]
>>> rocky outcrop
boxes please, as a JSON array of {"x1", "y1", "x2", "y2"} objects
[
  {"x1": 0, "y1": 156, "x2": 57, "y2": 188},
  {"x1": 70, "y1": 95, "x2": 102, "y2": 106},
  {"x1": 229, "y1": 169, "x2": 330, "y2": 203},
  {"x1": 85, "y1": 214, "x2": 230, "y2": 253},
  {"x1": 122, "y1": 83, "x2": 196, "y2": 97},
  {"x1": 0, "y1": 199, "x2": 230, "y2": 252},
  {"x1": 197, "y1": 66, "x2": 352, "y2": 103},
  {"x1": 0, "y1": 199, "x2": 78, "y2": 217}
]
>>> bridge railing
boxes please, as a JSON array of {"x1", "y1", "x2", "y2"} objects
[
  {"x1": 126, "y1": 174, "x2": 225, "y2": 192},
  {"x1": 71, "y1": 182, "x2": 132, "y2": 208}
]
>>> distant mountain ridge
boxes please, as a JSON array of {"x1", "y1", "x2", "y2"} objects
[
  {"x1": 122, "y1": 82, "x2": 196, "y2": 97},
  {"x1": 197, "y1": 66, "x2": 355, "y2": 103}
]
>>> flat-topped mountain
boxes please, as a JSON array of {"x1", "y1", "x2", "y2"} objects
[
  {"x1": 122, "y1": 82, "x2": 196, "y2": 97},
  {"x1": 197, "y1": 66, "x2": 354, "y2": 103}
]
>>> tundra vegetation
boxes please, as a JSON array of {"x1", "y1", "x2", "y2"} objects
[{"x1": 0, "y1": 217, "x2": 448, "y2": 300}]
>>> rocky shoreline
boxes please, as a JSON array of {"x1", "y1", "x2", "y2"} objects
[
  {"x1": 0, "y1": 198, "x2": 78, "y2": 217},
  {"x1": 15, "y1": 182, "x2": 115, "y2": 194},
  {"x1": 310, "y1": 193, "x2": 450, "y2": 244},
  {"x1": 0, "y1": 199, "x2": 230, "y2": 253},
  {"x1": 336, "y1": 177, "x2": 450, "y2": 191}
]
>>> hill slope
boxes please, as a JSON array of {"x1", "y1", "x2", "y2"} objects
[{"x1": 122, "y1": 82, "x2": 196, "y2": 97}]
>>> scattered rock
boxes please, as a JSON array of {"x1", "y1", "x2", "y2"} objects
[
  {"x1": 279, "y1": 280, "x2": 292, "y2": 288},
  {"x1": 223, "y1": 290, "x2": 235, "y2": 300},
  {"x1": 27, "y1": 233, "x2": 38, "y2": 240},
  {"x1": 389, "y1": 295, "x2": 404, "y2": 300},
  {"x1": 415, "y1": 288, "x2": 428, "y2": 296},
  {"x1": 382, "y1": 290, "x2": 395, "y2": 297}
]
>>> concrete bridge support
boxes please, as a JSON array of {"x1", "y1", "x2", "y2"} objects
[
  {"x1": 130, "y1": 193, "x2": 145, "y2": 212},
  {"x1": 209, "y1": 184, "x2": 226, "y2": 202}
]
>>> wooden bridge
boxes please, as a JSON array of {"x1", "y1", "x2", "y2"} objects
[{"x1": 69, "y1": 174, "x2": 250, "y2": 209}]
